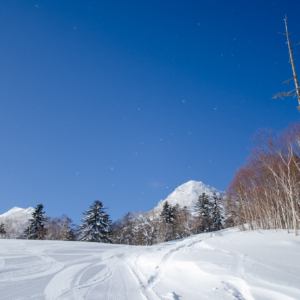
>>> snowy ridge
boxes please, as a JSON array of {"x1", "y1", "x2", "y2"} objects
[
  {"x1": 0, "y1": 206, "x2": 34, "y2": 220},
  {"x1": 0, "y1": 206, "x2": 34, "y2": 238},
  {"x1": 152, "y1": 180, "x2": 223, "y2": 215}
]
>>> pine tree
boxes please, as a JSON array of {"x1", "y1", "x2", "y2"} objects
[
  {"x1": 210, "y1": 194, "x2": 223, "y2": 231},
  {"x1": 160, "y1": 201, "x2": 175, "y2": 224},
  {"x1": 24, "y1": 204, "x2": 47, "y2": 240},
  {"x1": 0, "y1": 222, "x2": 6, "y2": 237},
  {"x1": 194, "y1": 193, "x2": 212, "y2": 233},
  {"x1": 160, "y1": 201, "x2": 170, "y2": 223},
  {"x1": 160, "y1": 201, "x2": 178, "y2": 242},
  {"x1": 78, "y1": 200, "x2": 111, "y2": 243}
]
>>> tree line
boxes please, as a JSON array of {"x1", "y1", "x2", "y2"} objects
[
  {"x1": 115, "y1": 193, "x2": 224, "y2": 246},
  {"x1": 224, "y1": 122, "x2": 300, "y2": 236},
  {"x1": 0, "y1": 193, "x2": 224, "y2": 244}
]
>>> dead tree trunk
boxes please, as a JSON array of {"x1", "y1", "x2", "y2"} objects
[{"x1": 273, "y1": 16, "x2": 300, "y2": 111}]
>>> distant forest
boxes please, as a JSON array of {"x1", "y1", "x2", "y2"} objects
[{"x1": 0, "y1": 193, "x2": 225, "y2": 245}]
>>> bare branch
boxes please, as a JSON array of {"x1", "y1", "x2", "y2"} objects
[
  {"x1": 283, "y1": 77, "x2": 295, "y2": 84},
  {"x1": 273, "y1": 89, "x2": 297, "y2": 99},
  {"x1": 274, "y1": 16, "x2": 300, "y2": 111}
]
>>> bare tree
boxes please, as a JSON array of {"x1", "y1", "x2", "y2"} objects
[
  {"x1": 225, "y1": 123, "x2": 300, "y2": 236},
  {"x1": 59, "y1": 216, "x2": 76, "y2": 241},
  {"x1": 273, "y1": 16, "x2": 300, "y2": 110},
  {"x1": 45, "y1": 217, "x2": 63, "y2": 240},
  {"x1": 173, "y1": 206, "x2": 192, "y2": 239},
  {"x1": 1, "y1": 218, "x2": 26, "y2": 239}
]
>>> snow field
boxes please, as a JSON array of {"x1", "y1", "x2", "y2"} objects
[{"x1": 0, "y1": 227, "x2": 300, "y2": 299}]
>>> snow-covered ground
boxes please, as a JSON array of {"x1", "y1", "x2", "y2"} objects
[{"x1": 0, "y1": 227, "x2": 299, "y2": 300}]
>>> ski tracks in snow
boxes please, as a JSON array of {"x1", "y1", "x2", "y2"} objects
[
  {"x1": 0, "y1": 240, "x2": 145, "y2": 300},
  {"x1": 1, "y1": 230, "x2": 300, "y2": 300},
  {"x1": 44, "y1": 248, "x2": 144, "y2": 300},
  {"x1": 126, "y1": 233, "x2": 254, "y2": 300},
  {"x1": 146, "y1": 238, "x2": 203, "y2": 289},
  {"x1": 126, "y1": 236, "x2": 207, "y2": 300}
]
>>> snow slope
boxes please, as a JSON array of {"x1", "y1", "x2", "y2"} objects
[
  {"x1": 0, "y1": 207, "x2": 34, "y2": 238},
  {"x1": 0, "y1": 228, "x2": 299, "y2": 299}
]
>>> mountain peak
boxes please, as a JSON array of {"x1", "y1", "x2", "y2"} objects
[
  {"x1": 155, "y1": 180, "x2": 222, "y2": 212},
  {"x1": 0, "y1": 207, "x2": 35, "y2": 238},
  {"x1": 0, "y1": 207, "x2": 34, "y2": 219}
]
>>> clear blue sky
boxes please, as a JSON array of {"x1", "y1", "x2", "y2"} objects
[{"x1": 1, "y1": 0, "x2": 300, "y2": 223}]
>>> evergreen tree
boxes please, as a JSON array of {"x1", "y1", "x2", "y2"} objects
[
  {"x1": 24, "y1": 204, "x2": 47, "y2": 240},
  {"x1": 78, "y1": 200, "x2": 111, "y2": 243},
  {"x1": 160, "y1": 201, "x2": 178, "y2": 242},
  {"x1": 210, "y1": 194, "x2": 223, "y2": 231},
  {"x1": 0, "y1": 222, "x2": 6, "y2": 237},
  {"x1": 160, "y1": 201, "x2": 170, "y2": 223},
  {"x1": 160, "y1": 201, "x2": 176, "y2": 224},
  {"x1": 194, "y1": 193, "x2": 212, "y2": 233}
]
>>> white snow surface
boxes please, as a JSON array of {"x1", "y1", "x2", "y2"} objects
[
  {"x1": 153, "y1": 180, "x2": 223, "y2": 215},
  {"x1": 1, "y1": 227, "x2": 300, "y2": 299}
]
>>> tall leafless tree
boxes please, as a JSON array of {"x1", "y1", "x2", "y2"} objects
[
  {"x1": 273, "y1": 16, "x2": 300, "y2": 110},
  {"x1": 225, "y1": 123, "x2": 300, "y2": 236}
]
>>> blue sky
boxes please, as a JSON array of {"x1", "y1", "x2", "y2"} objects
[{"x1": 1, "y1": 0, "x2": 300, "y2": 223}]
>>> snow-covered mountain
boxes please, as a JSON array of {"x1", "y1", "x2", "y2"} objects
[
  {"x1": 0, "y1": 206, "x2": 34, "y2": 221},
  {"x1": 0, "y1": 207, "x2": 34, "y2": 238},
  {"x1": 150, "y1": 180, "x2": 223, "y2": 217}
]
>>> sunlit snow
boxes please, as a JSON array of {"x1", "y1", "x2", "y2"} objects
[
  {"x1": 153, "y1": 180, "x2": 223, "y2": 215},
  {"x1": 1, "y1": 227, "x2": 299, "y2": 299}
]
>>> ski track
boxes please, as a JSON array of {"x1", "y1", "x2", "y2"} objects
[
  {"x1": 146, "y1": 237, "x2": 205, "y2": 289},
  {"x1": 44, "y1": 247, "x2": 144, "y2": 300},
  {"x1": 0, "y1": 229, "x2": 300, "y2": 299},
  {"x1": 125, "y1": 236, "x2": 208, "y2": 300}
]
